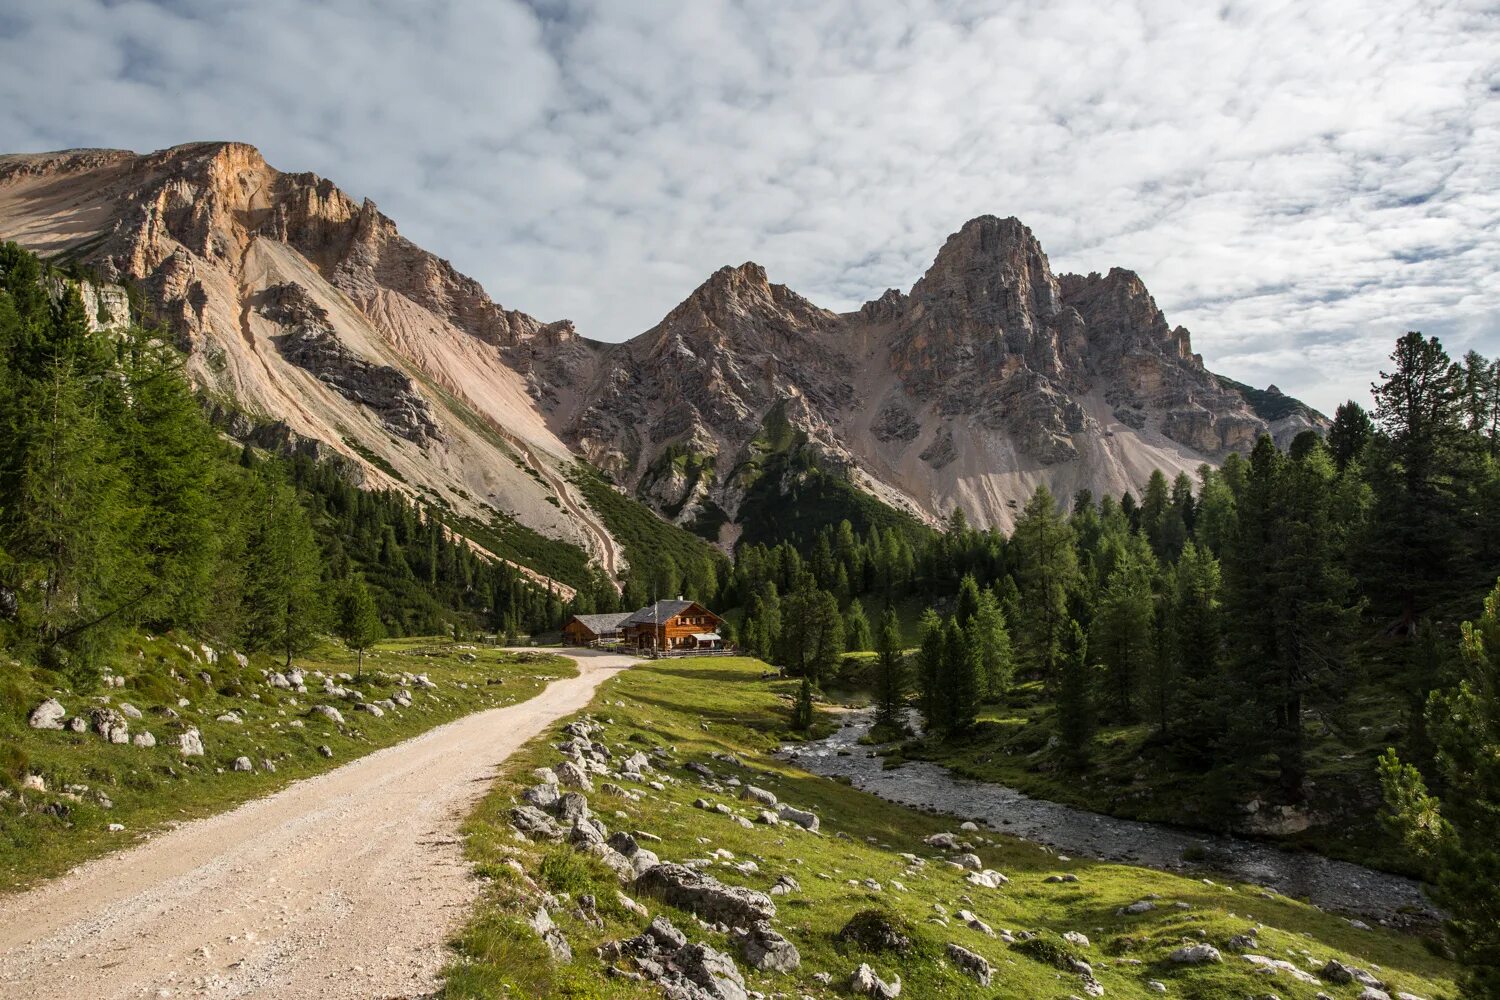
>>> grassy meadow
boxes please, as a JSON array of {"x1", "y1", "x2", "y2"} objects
[{"x1": 444, "y1": 655, "x2": 1454, "y2": 999}]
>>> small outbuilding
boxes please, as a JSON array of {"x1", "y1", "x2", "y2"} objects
[{"x1": 561, "y1": 611, "x2": 633, "y2": 647}]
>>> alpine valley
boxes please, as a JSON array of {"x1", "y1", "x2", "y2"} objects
[{"x1": 0, "y1": 141, "x2": 1322, "y2": 579}]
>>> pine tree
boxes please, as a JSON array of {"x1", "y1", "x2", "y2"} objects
[
  {"x1": 1327, "y1": 400, "x2": 1374, "y2": 470},
  {"x1": 1380, "y1": 579, "x2": 1500, "y2": 998},
  {"x1": 954, "y1": 573, "x2": 982, "y2": 626},
  {"x1": 10, "y1": 358, "x2": 140, "y2": 678},
  {"x1": 1009, "y1": 486, "x2": 1078, "y2": 688},
  {"x1": 790, "y1": 676, "x2": 815, "y2": 731},
  {"x1": 336, "y1": 576, "x2": 384, "y2": 678},
  {"x1": 245, "y1": 478, "x2": 326, "y2": 668},
  {"x1": 915, "y1": 608, "x2": 945, "y2": 731},
  {"x1": 943, "y1": 615, "x2": 980, "y2": 734},
  {"x1": 1057, "y1": 619, "x2": 1093, "y2": 769},
  {"x1": 969, "y1": 588, "x2": 1014, "y2": 703},
  {"x1": 1164, "y1": 541, "x2": 1222, "y2": 742},
  {"x1": 1367, "y1": 332, "x2": 1473, "y2": 619},
  {"x1": 844, "y1": 597, "x2": 872, "y2": 652},
  {"x1": 1090, "y1": 537, "x2": 1158, "y2": 721},
  {"x1": 874, "y1": 607, "x2": 907, "y2": 732}
]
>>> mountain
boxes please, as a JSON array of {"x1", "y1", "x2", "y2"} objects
[
  {"x1": 0, "y1": 142, "x2": 1323, "y2": 568},
  {"x1": 555, "y1": 215, "x2": 1324, "y2": 540},
  {"x1": 0, "y1": 142, "x2": 619, "y2": 592}
]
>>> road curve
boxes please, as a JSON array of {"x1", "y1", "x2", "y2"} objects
[{"x1": 0, "y1": 649, "x2": 637, "y2": 1000}]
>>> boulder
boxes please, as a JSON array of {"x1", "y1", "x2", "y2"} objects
[
  {"x1": 953, "y1": 853, "x2": 983, "y2": 870},
  {"x1": 557, "y1": 792, "x2": 591, "y2": 823},
  {"x1": 178, "y1": 728, "x2": 205, "y2": 756},
  {"x1": 738, "y1": 920, "x2": 800, "y2": 972},
  {"x1": 848, "y1": 962, "x2": 902, "y2": 999},
  {"x1": 924, "y1": 832, "x2": 958, "y2": 849},
  {"x1": 739, "y1": 784, "x2": 777, "y2": 808},
  {"x1": 522, "y1": 782, "x2": 561, "y2": 812},
  {"x1": 556, "y1": 759, "x2": 594, "y2": 792},
  {"x1": 598, "y1": 916, "x2": 747, "y2": 1000},
  {"x1": 118, "y1": 703, "x2": 142, "y2": 720},
  {"x1": 215, "y1": 711, "x2": 242, "y2": 724},
  {"x1": 967, "y1": 869, "x2": 1009, "y2": 889},
  {"x1": 132, "y1": 731, "x2": 157, "y2": 748},
  {"x1": 774, "y1": 802, "x2": 819, "y2": 831},
  {"x1": 90, "y1": 708, "x2": 129, "y2": 743},
  {"x1": 354, "y1": 702, "x2": 384, "y2": 718},
  {"x1": 509, "y1": 805, "x2": 564, "y2": 842},
  {"x1": 28, "y1": 699, "x2": 66, "y2": 730},
  {"x1": 1244, "y1": 953, "x2": 1320, "y2": 983},
  {"x1": 310, "y1": 704, "x2": 345, "y2": 725},
  {"x1": 634, "y1": 863, "x2": 775, "y2": 927},
  {"x1": 233, "y1": 756, "x2": 253, "y2": 772},
  {"x1": 1169, "y1": 944, "x2": 1222, "y2": 964},
  {"x1": 529, "y1": 906, "x2": 572, "y2": 962},
  {"x1": 946, "y1": 943, "x2": 992, "y2": 986}
]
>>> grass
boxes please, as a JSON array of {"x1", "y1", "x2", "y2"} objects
[
  {"x1": 0, "y1": 633, "x2": 573, "y2": 890},
  {"x1": 443, "y1": 655, "x2": 1455, "y2": 999}
]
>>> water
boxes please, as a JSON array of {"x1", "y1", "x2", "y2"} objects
[{"x1": 780, "y1": 710, "x2": 1437, "y2": 925}]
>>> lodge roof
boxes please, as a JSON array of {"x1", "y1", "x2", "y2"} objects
[
  {"x1": 623, "y1": 599, "x2": 717, "y2": 627},
  {"x1": 569, "y1": 612, "x2": 633, "y2": 633}
]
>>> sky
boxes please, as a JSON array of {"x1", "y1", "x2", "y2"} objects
[{"x1": 2, "y1": 0, "x2": 1497, "y2": 413}]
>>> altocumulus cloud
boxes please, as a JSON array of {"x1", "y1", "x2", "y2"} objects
[{"x1": 1, "y1": 0, "x2": 1496, "y2": 411}]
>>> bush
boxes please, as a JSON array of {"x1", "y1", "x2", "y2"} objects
[
  {"x1": 836, "y1": 908, "x2": 918, "y2": 955},
  {"x1": 1011, "y1": 934, "x2": 1083, "y2": 971}
]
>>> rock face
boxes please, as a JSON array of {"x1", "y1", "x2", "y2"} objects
[{"x1": 552, "y1": 216, "x2": 1326, "y2": 535}]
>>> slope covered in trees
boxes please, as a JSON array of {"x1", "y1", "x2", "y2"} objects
[{"x1": 0, "y1": 243, "x2": 569, "y2": 683}]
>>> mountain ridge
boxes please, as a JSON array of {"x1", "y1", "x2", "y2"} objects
[{"x1": 0, "y1": 141, "x2": 1324, "y2": 567}]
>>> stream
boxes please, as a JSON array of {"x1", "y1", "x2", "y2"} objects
[{"x1": 779, "y1": 709, "x2": 1437, "y2": 925}]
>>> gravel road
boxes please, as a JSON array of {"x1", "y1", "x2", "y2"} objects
[{"x1": 0, "y1": 649, "x2": 637, "y2": 1000}]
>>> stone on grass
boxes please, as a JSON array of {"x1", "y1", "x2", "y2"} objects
[
  {"x1": 774, "y1": 802, "x2": 819, "y2": 831},
  {"x1": 529, "y1": 907, "x2": 572, "y2": 962},
  {"x1": 1169, "y1": 944, "x2": 1222, "y2": 964},
  {"x1": 28, "y1": 699, "x2": 66, "y2": 730},
  {"x1": 310, "y1": 704, "x2": 345, "y2": 726},
  {"x1": 634, "y1": 863, "x2": 775, "y2": 927},
  {"x1": 848, "y1": 962, "x2": 902, "y2": 999},
  {"x1": 132, "y1": 731, "x2": 156, "y2": 748},
  {"x1": 967, "y1": 869, "x2": 1009, "y2": 889},
  {"x1": 556, "y1": 759, "x2": 594, "y2": 792},
  {"x1": 946, "y1": 943, "x2": 991, "y2": 986},
  {"x1": 510, "y1": 805, "x2": 564, "y2": 842},
  {"x1": 522, "y1": 782, "x2": 561, "y2": 812},
  {"x1": 739, "y1": 920, "x2": 800, "y2": 972},
  {"x1": 178, "y1": 728, "x2": 205, "y2": 756},
  {"x1": 232, "y1": 756, "x2": 253, "y2": 772}
]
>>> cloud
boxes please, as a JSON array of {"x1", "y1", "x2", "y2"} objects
[{"x1": 1, "y1": 0, "x2": 1496, "y2": 412}]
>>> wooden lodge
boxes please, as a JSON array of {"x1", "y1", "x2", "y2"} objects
[{"x1": 562, "y1": 599, "x2": 725, "y2": 654}]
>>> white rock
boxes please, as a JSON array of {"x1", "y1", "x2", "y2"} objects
[
  {"x1": 28, "y1": 699, "x2": 66, "y2": 730},
  {"x1": 178, "y1": 728, "x2": 205, "y2": 756}
]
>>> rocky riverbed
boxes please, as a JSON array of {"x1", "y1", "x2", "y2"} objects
[{"x1": 780, "y1": 710, "x2": 1438, "y2": 927}]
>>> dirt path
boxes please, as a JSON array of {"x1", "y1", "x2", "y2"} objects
[{"x1": 0, "y1": 649, "x2": 637, "y2": 1000}]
